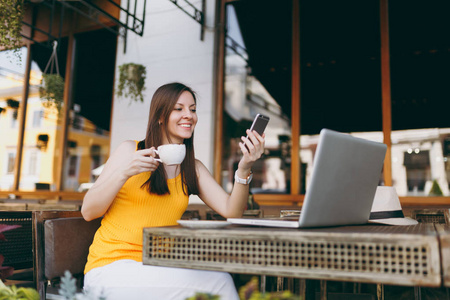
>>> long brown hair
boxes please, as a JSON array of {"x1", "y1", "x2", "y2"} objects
[{"x1": 140, "y1": 82, "x2": 199, "y2": 195}]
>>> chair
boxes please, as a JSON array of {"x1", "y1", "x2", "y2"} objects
[
  {"x1": 181, "y1": 209, "x2": 200, "y2": 220},
  {"x1": 33, "y1": 211, "x2": 101, "y2": 299},
  {"x1": 0, "y1": 211, "x2": 33, "y2": 287},
  {"x1": 411, "y1": 209, "x2": 450, "y2": 224},
  {"x1": 206, "y1": 210, "x2": 226, "y2": 220}
]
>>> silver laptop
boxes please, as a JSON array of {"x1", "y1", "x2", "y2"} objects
[{"x1": 228, "y1": 129, "x2": 387, "y2": 228}]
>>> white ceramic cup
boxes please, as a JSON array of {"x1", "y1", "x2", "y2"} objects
[{"x1": 154, "y1": 144, "x2": 186, "y2": 165}]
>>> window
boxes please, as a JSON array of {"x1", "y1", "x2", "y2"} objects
[
  {"x1": 28, "y1": 152, "x2": 38, "y2": 176},
  {"x1": 7, "y1": 152, "x2": 15, "y2": 174},
  {"x1": 2, "y1": 30, "x2": 114, "y2": 194},
  {"x1": 219, "y1": 0, "x2": 450, "y2": 203},
  {"x1": 32, "y1": 110, "x2": 43, "y2": 128},
  {"x1": 68, "y1": 155, "x2": 78, "y2": 177},
  {"x1": 72, "y1": 115, "x2": 83, "y2": 130},
  {"x1": 221, "y1": 2, "x2": 292, "y2": 194},
  {"x1": 388, "y1": 0, "x2": 450, "y2": 196}
]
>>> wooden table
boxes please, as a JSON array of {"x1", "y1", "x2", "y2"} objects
[
  {"x1": 436, "y1": 224, "x2": 450, "y2": 288},
  {"x1": 143, "y1": 223, "x2": 441, "y2": 288}
]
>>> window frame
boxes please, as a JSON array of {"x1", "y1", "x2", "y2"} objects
[{"x1": 214, "y1": 0, "x2": 450, "y2": 206}]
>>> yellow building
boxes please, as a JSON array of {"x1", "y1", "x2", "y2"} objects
[{"x1": 0, "y1": 61, "x2": 110, "y2": 192}]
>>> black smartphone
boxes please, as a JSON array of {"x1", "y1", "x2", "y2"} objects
[{"x1": 247, "y1": 114, "x2": 270, "y2": 137}]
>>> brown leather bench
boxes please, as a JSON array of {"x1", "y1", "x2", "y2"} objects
[{"x1": 33, "y1": 211, "x2": 101, "y2": 299}]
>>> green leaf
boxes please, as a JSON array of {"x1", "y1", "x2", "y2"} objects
[
  {"x1": 16, "y1": 287, "x2": 40, "y2": 300},
  {"x1": 0, "y1": 0, "x2": 24, "y2": 62},
  {"x1": 185, "y1": 292, "x2": 220, "y2": 300}
]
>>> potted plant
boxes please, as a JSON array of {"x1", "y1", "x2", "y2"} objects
[
  {"x1": 0, "y1": 281, "x2": 39, "y2": 300},
  {"x1": 0, "y1": 0, "x2": 24, "y2": 61},
  {"x1": 0, "y1": 224, "x2": 20, "y2": 280},
  {"x1": 185, "y1": 277, "x2": 302, "y2": 300},
  {"x1": 186, "y1": 293, "x2": 220, "y2": 300},
  {"x1": 39, "y1": 73, "x2": 65, "y2": 113},
  {"x1": 0, "y1": 223, "x2": 39, "y2": 299},
  {"x1": 238, "y1": 277, "x2": 301, "y2": 300},
  {"x1": 116, "y1": 63, "x2": 146, "y2": 103}
]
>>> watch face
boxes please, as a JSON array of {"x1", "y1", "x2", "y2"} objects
[{"x1": 247, "y1": 173, "x2": 253, "y2": 184}]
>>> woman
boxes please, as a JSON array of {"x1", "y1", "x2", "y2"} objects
[{"x1": 81, "y1": 82, "x2": 265, "y2": 299}]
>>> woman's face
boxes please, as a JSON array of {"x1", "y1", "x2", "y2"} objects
[{"x1": 163, "y1": 91, "x2": 198, "y2": 144}]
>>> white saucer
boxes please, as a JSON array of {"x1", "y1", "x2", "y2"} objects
[{"x1": 177, "y1": 220, "x2": 231, "y2": 229}]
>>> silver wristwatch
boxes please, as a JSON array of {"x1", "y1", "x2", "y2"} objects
[{"x1": 234, "y1": 170, "x2": 253, "y2": 185}]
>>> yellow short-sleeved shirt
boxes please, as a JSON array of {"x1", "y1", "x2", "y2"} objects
[{"x1": 84, "y1": 145, "x2": 189, "y2": 274}]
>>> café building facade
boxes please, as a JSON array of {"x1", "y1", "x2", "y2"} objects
[{"x1": 1, "y1": 0, "x2": 449, "y2": 207}]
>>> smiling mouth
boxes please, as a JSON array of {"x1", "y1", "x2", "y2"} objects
[{"x1": 179, "y1": 124, "x2": 191, "y2": 128}]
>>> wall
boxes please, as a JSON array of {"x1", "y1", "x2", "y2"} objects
[{"x1": 111, "y1": 0, "x2": 217, "y2": 203}]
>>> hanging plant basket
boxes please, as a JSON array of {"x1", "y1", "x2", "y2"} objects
[
  {"x1": 0, "y1": 0, "x2": 24, "y2": 61},
  {"x1": 39, "y1": 74, "x2": 64, "y2": 113},
  {"x1": 39, "y1": 41, "x2": 63, "y2": 113},
  {"x1": 116, "y1": 63, "x2": 146, "y2": 103}
]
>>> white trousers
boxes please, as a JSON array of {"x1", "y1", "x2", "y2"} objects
[{"x1": 84, "y1": 260, "x2": 239, "y2": 300}]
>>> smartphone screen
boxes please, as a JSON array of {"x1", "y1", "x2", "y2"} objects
[{"x1": 248, "y1": 114, "x2": 270, "y2": 136}]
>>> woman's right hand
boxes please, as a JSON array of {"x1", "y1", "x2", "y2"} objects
[
  {"x1": 121, "y1": 147, "x2": 160, "y2": 179},
  {"x1": 82, "y1": 141, "x2": 160, "y2": 221}
]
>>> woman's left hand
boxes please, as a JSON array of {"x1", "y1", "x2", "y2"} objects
[{"x1": 238, "y1": 130, "x2": 265, "y2": 171}]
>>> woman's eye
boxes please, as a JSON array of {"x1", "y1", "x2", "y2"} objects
[
  {"x1": 191, "y1": 109, "x2": 197, "y2": 112},
  {"x1": 174, "y1": 108, "x2": 182, "y2": 111}
]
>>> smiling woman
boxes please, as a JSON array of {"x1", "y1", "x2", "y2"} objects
[
  {"x1": 80, "y1": 82, "x2": 266, "y2": 300},
  {"x1": 163, "y1": 91, "x2": 198, "y2": 144}
]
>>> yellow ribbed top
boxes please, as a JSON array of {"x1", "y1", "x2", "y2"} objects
[{"x1": 84, "y1": 148, "x2": 189, "y2": 274}]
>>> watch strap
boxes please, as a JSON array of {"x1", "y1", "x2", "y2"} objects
[{"x1": 235, "y1": 170, "x2": 253, "y2": 185}]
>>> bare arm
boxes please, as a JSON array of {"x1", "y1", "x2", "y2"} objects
[
  {"x1": 81, "y1": 140, "x2": 160, "y2": 221},
  {"x1": 197, "y1": 130, "x2": 265, "y2": 218}
]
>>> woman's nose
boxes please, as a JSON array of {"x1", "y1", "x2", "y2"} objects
[{"x1": 183, "y1": 110, "x2": 193, "y2": 118}]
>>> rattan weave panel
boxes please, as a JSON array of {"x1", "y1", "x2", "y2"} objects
[
  {"x1": 436, "y1": 224, "x2": 450, "y2": 287},
  {"x1": 143, "y1": 225, "x2": 441, "y2": 287},
  {"x1": 417, "y1": 214, "x2": 446, "y2": 224},
  {"x1": 412, "y1": 209, "x2": 450, "y2": 225}
]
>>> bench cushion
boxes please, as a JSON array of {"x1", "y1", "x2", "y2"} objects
[{"x1": 44, "y1": 217, "x2": 101, "y2": 280}]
